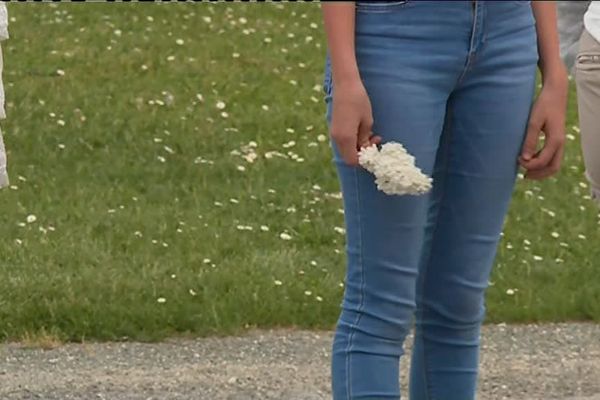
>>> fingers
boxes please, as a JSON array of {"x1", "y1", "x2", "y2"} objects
[
  {"x1": 369, "y1": 135, "x2": 382, "y2": 146},
  {"x1": 519, "y1": 118, "x2": 541, "y2": 165},
  {"x1": 525, "y1": 142, "x2": 564, "y2": 180},
  {"x1": 521, "y1": 133, "x2": 561, "y2": 171},
  {"x1": 357, "y1": 116, "x2": 374, "y2": 149},
  {"x1": 519, "y1": 108, "x2": 565, "y2": 179},
  {"x1": 519, "y1": 99, "x2": 566, "y2": 179},
  {"x1": 331, "y1": 116, "x2": 376, "y2": 166},
  {"x1": 521, "y1": 125, "x2": 565, "y2": 180}
]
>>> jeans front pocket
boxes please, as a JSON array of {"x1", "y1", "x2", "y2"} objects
[
  {"x1": 355, "y1": 0, "x2": 410, "y2": 13},
  {"x1": 577, "y1": 53, "x2": 600, "y2": 70}
]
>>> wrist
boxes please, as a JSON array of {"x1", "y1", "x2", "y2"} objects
[
  {"x1": 539, "y1": 59, "x2": 568, "y2": 88},
  {"x1": 332, "y1": 70, "x2": 362, "y2": 88}
]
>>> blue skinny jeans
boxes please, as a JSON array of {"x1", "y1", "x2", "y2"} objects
[{"x1": 323, "y1": 1, "x2": 538, "y2": 399}]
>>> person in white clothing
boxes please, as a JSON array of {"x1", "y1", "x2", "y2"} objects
[
  {"x1": 558, "y1": 0, "x2": 591, "y2": 73},
  {"x1": 0, "y1": 2, "x2": 8, "y2": 189},
  {"x1": 574, "y1": 1, "x2": 600, "y2": 204}
]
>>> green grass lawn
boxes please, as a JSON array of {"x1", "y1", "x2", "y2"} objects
[{"x1": 0, "y1": 4, "x2": 597, "y2": 343}]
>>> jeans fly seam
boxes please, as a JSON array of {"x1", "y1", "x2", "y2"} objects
[
  {"x1": 345, "y1": 166, "x2": 366, "y2": 400},
  {"x1": 417, "y1": 102, "x2": 454, "y2": 400},
  {"x1": 457, "y1": 2, "x2": 480, "y2": 86}
]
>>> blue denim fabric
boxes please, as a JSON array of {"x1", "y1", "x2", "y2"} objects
[{"x1": 323, "y1": 2, "x2": 538, "y2": 399}]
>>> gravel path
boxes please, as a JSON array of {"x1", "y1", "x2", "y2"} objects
[{"x1": 1, "y1": 323, "x2": 599, "y2": 400}]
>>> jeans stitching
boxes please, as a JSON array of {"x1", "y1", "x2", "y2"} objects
[
  {"x1": 417, "y1": 102, "x2": 454, "y2": 400},
  {"x1": 345, "y1": 166, "x2": 366, "y2": 400},
  {"x1": 355, "y1": 0, "x2": 410, "y2": 13},
  {"x1": 457, "y1": 3, "x2": 480, "y2": 86}
]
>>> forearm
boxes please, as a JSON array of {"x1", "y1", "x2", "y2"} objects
[
  {"x1": 321, "y1": 3, "x2": 361, "y2": 86},
  {"x1": 532, "y1": 1, "x2": 568, "y2": 86}
]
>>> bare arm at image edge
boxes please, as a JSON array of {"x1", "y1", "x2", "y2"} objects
[
  {"x1": 519, "y1": 2, "x2": 568, "y2": 180},
  {"x1": 0, "y1": 2, "x2": 9, "y2": 189},
  {"x1": 321, "y1": 3, "x2": 381, "y2": 166}
]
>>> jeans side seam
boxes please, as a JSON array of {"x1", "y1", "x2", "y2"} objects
[
  {"x1": 417, "y1": 102, "x2": 454, "y2": 400},
  {"x1": 346, "y1": 166, "x2": 366, "y2": 400}
]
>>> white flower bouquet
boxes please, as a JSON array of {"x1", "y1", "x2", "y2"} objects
[{"x1": 358, "y1": 142, "x2": 432, "y2": 196}]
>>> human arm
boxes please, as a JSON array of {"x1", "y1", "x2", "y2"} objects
[
  {"x1": 519, "y1": 1, "x2": 569, "y2": 180},
  {"x1": 321, "y1": 3, "x2": 380, "y2": 166}
]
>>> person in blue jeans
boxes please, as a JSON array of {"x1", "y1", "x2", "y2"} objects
[{"x1": 321, "y1": 1, "x2": 568, "y2": 399}]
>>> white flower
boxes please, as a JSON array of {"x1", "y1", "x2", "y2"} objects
[
  {"x1": 26, "y1": 214, "x2": 37, "y2": 224},
  {"x1": 157, "y1": 297, "x2": 166, "y2": 303},
  {"x1": 358, "y1": 143, "x2": 432, "y2": 196},
  {"x1": 279, "y1": 232, "x2": 292, "y2": 240}
]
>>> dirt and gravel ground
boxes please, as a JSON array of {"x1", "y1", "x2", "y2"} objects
[{"x1": 1, "y1": 322, "x2": 599, "y2": 400}]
